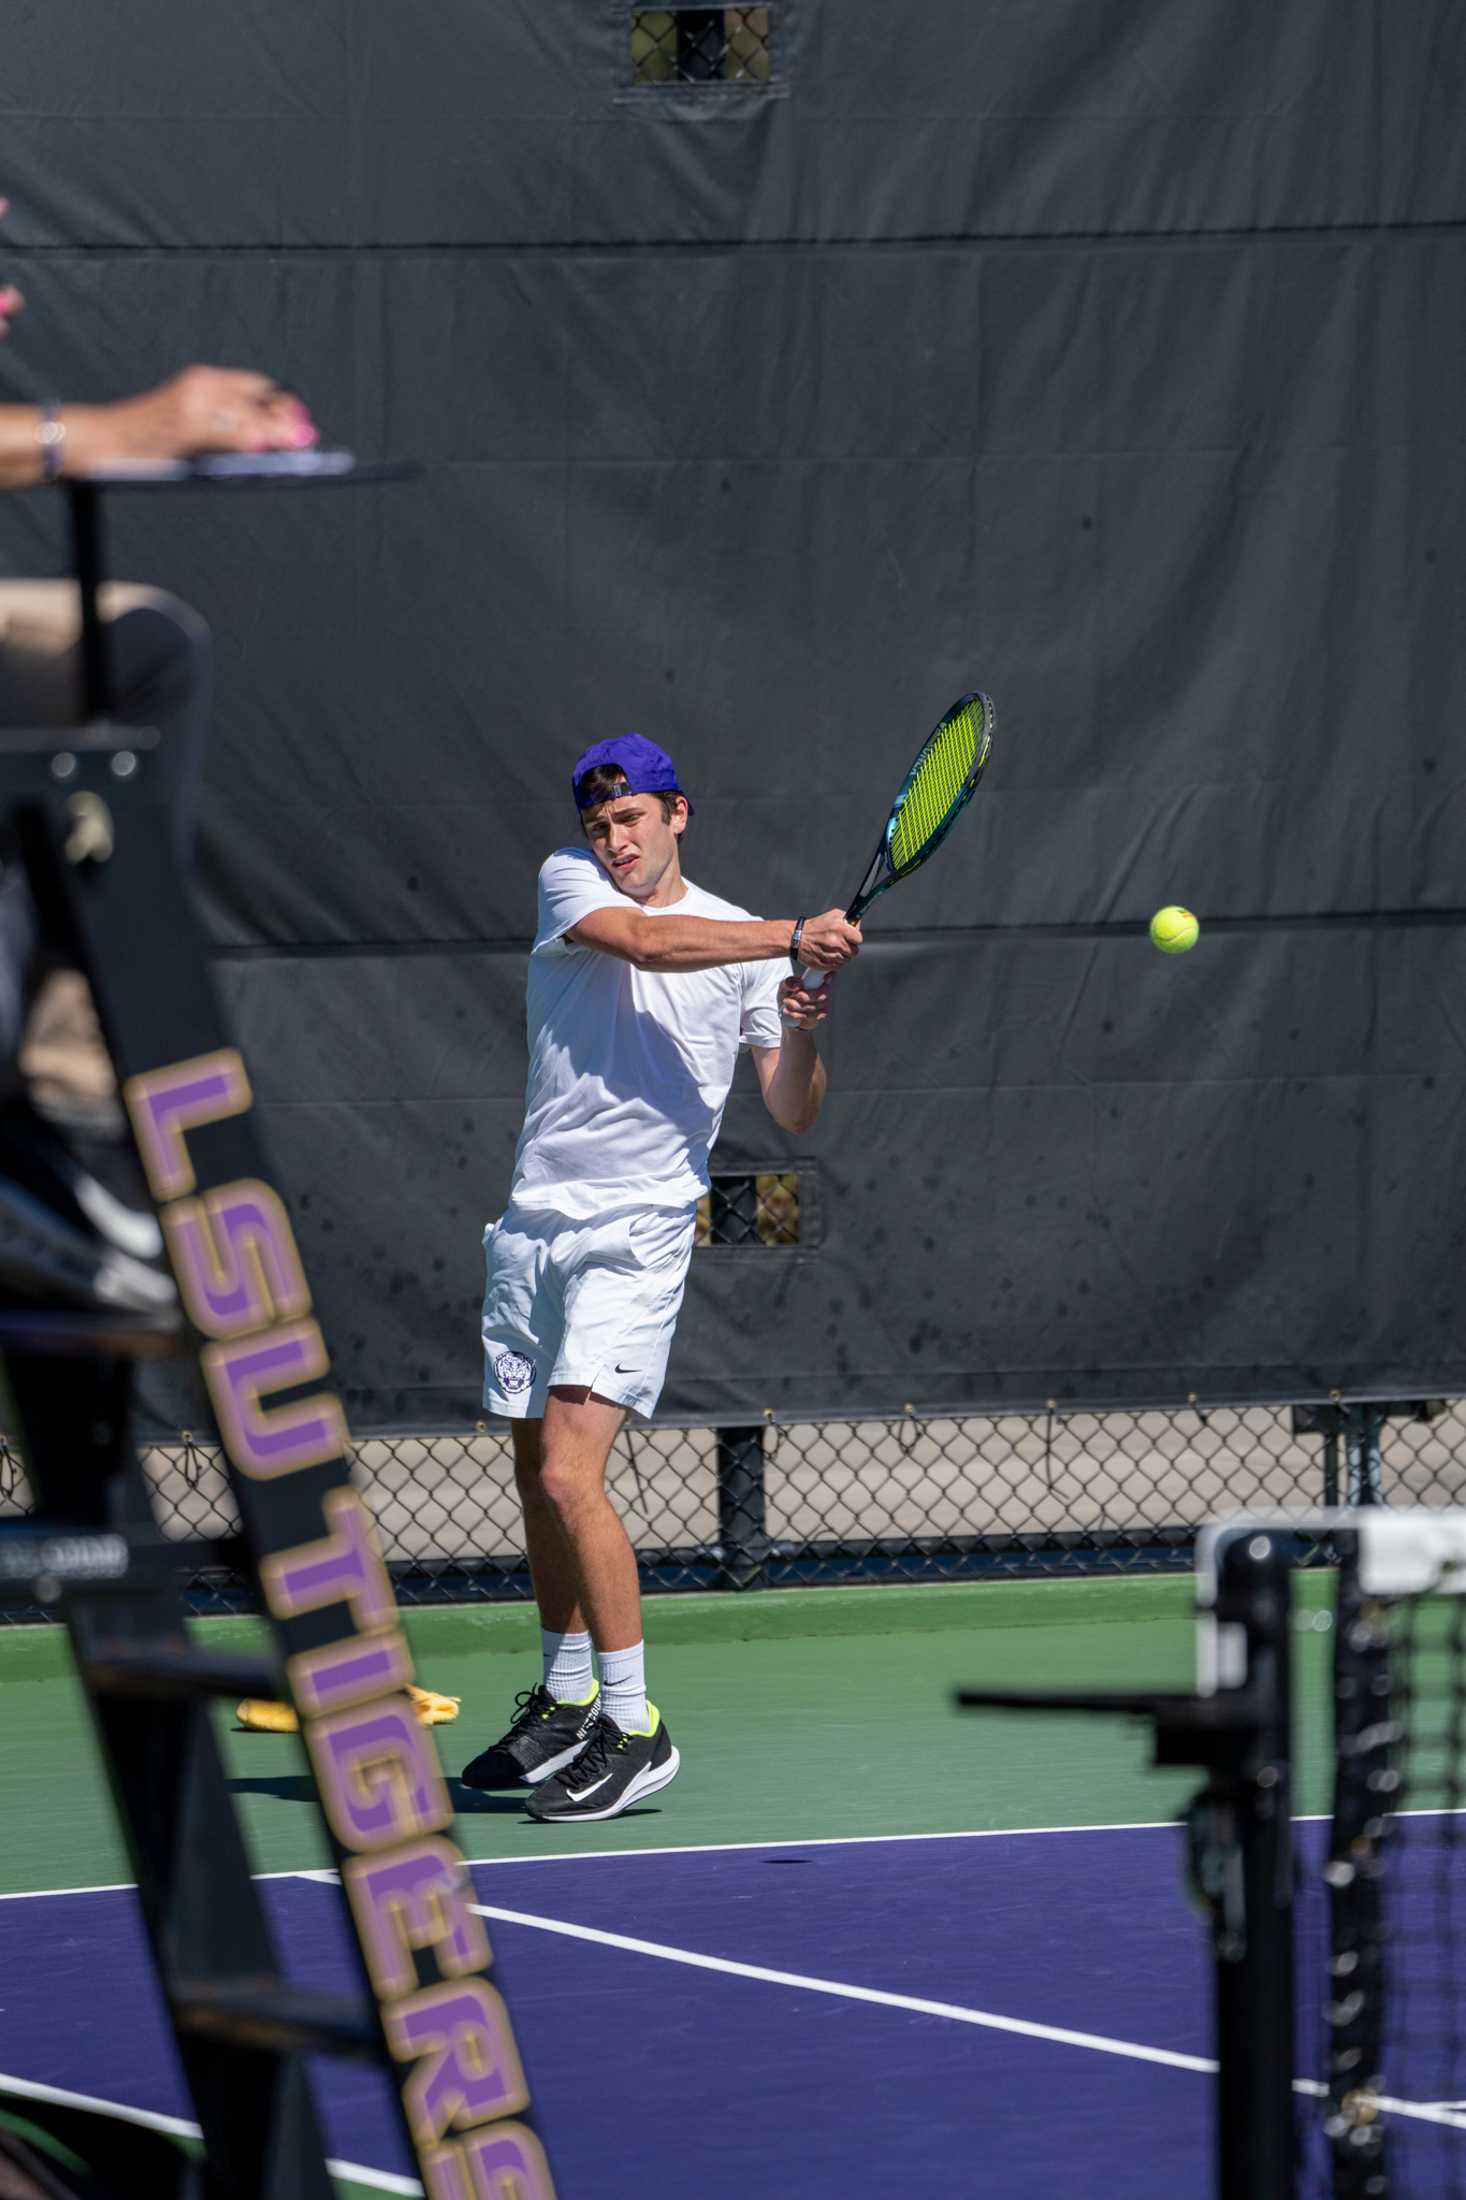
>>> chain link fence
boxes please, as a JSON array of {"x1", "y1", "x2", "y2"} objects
[
  {"x1": 3, "y1": 1396, "x2": 1465, "y2": 1621},
  {"x1": 630, "y1": 7, "x2": 774, "y2": 87}
]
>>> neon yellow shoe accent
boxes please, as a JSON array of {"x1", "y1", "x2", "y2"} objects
[{"x1": 552, "y1": 1679, "x2": 600, "y2": 1709}]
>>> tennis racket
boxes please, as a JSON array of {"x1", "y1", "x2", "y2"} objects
[{"x1": 801, "y1": 690, "x2": 994, "y2": 988}]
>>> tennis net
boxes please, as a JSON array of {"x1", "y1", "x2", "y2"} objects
[{"x1": 1195, "y1": 1512, "x2": 1466, "y2": 2199}]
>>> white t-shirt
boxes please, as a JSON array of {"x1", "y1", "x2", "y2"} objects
[{"x1": 508, "y1": 846, "x2": 786, "y2": 1219}]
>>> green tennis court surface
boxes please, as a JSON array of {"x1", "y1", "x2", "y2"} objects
[{"x1": 0, "y1": 1572, "x2": 1342, "y2": 1895}]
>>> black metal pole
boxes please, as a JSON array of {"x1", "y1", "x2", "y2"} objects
[
  {"x1": 1361, "y1": 1405, "x2": 1383, "y2": 1506},
  {"x1": 4, "y1": 1347, "x2": 337, "y2": 2199},
  {"x1": 716, "y1": 1424, "x2": 769, "y2": 1589},
  {"x1": 1342, "y1": 1404, "x2": 1384, "y2": 1506},
  {"x1": 67, "y1": 481, "x2": 113, "y2": 719},
  {"x1": 676, "y1": 8, "x2": 725, "y2": 79},
  {"x1": 707, "y1": 1174, "x2": 770, "y2": 1588},
  {"x1": 1322, "y1": 1537, "x2": 1392, "y2": 2195},
  {"x1": 1210, "y1": 1529, "x2": 1297, "y2": 2200}
]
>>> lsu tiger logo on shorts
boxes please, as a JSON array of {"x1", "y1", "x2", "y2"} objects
[{"x1": 494, "y1": 1350, "x2": 535, "y2": 1396}]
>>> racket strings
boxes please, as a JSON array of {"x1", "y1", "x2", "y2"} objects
[{"x1": 888, "y1": 700, "x2": 986, "y2": 872}]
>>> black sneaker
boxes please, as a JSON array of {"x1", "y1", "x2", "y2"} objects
[
  {"x1": 460, "y1": 1683, "x2": 601, "y2": 1792},
  {"x1": 526, "y1": 1706, "x2": 680, "y2": 1823},
  {"x1": 0, "y1": 1096, "x2": 176, "y2": 1314}
]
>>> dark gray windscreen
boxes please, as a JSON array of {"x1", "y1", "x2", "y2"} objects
[{"x1": 1, "y1": 2, "x2": 1461, "y2": 1423}]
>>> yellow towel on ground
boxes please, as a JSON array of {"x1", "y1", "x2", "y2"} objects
[{"x1": 235, "y1": 1683, "x2": 461, "y2": 1734}]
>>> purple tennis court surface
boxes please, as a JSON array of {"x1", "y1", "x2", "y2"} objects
[
  {"x1": 9, "y1": 1819, "x2": 1464, "y2": 2194},
  {"x1": 0, "y1": 1822, "x2": 1216, "y2": 2195}
]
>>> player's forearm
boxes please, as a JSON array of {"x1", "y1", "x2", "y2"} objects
[
  {"x1": 0, "y1": 399, "x2": 167, "y2": 488},
  {"x1": 630, "y1": 913, "x2": 794, "y2": 972},
  {"x1": 762, "y1": 1029, "x2": 826, "y2": 1135}
]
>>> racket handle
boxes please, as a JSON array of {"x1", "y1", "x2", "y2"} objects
[{"x1": 800, "y1": 966, "x2": 827, "y2": 992}]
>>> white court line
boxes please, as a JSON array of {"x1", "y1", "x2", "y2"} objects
[
  {"x1": 9, "y1": 1803, "x2": 1466, "y2": 1903},
  {"x1": 466, "y1": 1899, "x2": 1466, "y2": 2139},
  {"x1": 1292, "y1": 2078, "x2": 1466, "y2": 2135},
  {"x1": 467, "y1": 1898, "x2": 1215, "y2": 2075},
  {"x1": 3, "y1": 1826, "x2": 1153, "y2": 1902},
  {"x1": 6, "y1": 1884, "x2": 1465, "y2": 2155},
  {"x1": 471, "y1": 1819, "x2": 1180, "y2": 1869},
  {"x1": 461, "y1": 1802, "x2": 1466, "y2": 1874},
  {"x1": 292, "y1": 1822, "x2": 1186, "y2": 1891},
  {"x1": 0, "y1": 2071, "x2": 423, "y2": 2194},
  {"x1": 0, "y1": 1864, "x2": 338, "y2": 1904}
]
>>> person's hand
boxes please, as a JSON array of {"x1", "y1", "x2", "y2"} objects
[
  {"x1": 795, "y1": 909, "x2": 862, "y2": 972},
  {"x1": 94, "y1": 366, "x2": 316, "y2": 461},
  {"x1": 778, "y1": 974, "x2": 834, "y2": 1032}
]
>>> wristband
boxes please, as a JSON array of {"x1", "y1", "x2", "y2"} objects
[
  {"x1": 37, "y1": 402, "x2": 65, "y2": 481},
  {"x1": 789, "y1": 917, "x2": 806, "y2": 970}
]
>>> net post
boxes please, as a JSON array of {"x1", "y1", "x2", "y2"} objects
[
  {"x1": 1205, "y1": 1526, "x2": 1299, "y2": 2199},
  {"x1": 1323, "y1": 1531, "x2": 1393, "y2": 2193}
]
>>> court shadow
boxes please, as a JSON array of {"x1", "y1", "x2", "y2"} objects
[
  {"x1": 227, "y1": 1774, "x2": 328, "y2": 1807},
  {"x1": 226, "y1": 1773, "x2": 666, "y2": 1825},
  {"x1": 500, "y1": 1803, "x2": 666, "y2": 1831},
  {"x1": 446, "y1": 1778, "x2": 540, "y2": 1818},
  {"x1": 225, "y1": 1773, "x2": 535, "y2": 1820}
]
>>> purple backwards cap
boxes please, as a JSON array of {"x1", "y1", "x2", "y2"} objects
[{"x1": 571, "y1": 732, "x2": 693, "y2": 816}]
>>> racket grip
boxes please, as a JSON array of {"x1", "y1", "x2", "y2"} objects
[{"x1": 799, "y1": 966, "x2": 827, "y2": 992}]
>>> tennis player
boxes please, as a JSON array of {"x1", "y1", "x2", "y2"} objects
[{"x1": 464, "y1": 732, "x2": 860, "y2": 1821}]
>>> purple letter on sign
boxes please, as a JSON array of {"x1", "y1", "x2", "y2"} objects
[
  {"x1": 203, "y1": 1319, "x2": 348, "y2": 1481},
  {"x1": 124, "y1": 1049, "x2": 252, "y2": 1202},
  {"x1": 424, "y1": 2122, "x2": 556, "y2": 2200},
  {"x1": 306, "y1": 1700, "x2": 452, "y2": 1853},
  {"x1": 263, "y1": 1488, "x2": 396, "y2": 1635},
  {"x1": 386, "y1": 1980, "x2": 529, "y2": 2147},
  {"x1": 289, "y1": 1630, "x2": 414, "y2": 1721},
  {"x1": 344, "y1": 1839, "x2": 490, "y2": 2001},
  {"x1": 164, "y1": 1180, "x2": 310, "y2": 1339}
]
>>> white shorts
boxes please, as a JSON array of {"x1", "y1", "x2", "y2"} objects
[{"x1": 480, "y1": 1201, "x2": 699, "y2": 1421}]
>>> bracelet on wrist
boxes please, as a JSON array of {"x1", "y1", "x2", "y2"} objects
[
  {"x1": 37, "y1": 401, "x2": 66, "y2": 482},
  {"x1": 789, "y1": 916, "x2": 806, "y2": 970}
]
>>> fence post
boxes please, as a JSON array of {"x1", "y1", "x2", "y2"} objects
[
  {"x1": 707, "y1": 1173, "x2": 770, "y2": 1589},
  {"x1": 715, "y1": 1424, "x2": 769, "y2": 1590},
  {"x1": 676, "y1": 9, "x2": 726, "y2": 79},
  {"x1": 1321, "y1": 1417, "x2": 1340, "y2": 1507},
  {"x1": 1344, "y1": 1403, "x2": 1384, "y2": 1505}
]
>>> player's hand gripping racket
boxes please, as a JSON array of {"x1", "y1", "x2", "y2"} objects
[{"x1": 801, "y1": 690, "x2": 994, "y2": 989}]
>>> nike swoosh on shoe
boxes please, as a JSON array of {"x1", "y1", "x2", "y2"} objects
[
  {"x1": 565, "y1": 1772, "x2": 614, "y2": 1803},
  {"x1": 71, "y1": 1173, "x2": 164, "y2": 1259}
]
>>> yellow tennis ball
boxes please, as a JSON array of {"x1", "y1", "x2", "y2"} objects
[{"x1": 1149, "y1": 905, "x2": 1199, "y2": 954}]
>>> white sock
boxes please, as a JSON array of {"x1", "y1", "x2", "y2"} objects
[
  {"x1": 598, "y1": 1641, "x2": 650, "y2": 1735},
  {"x1": 542, "y1": 1628, "x2": 595, "y2": 1703}
]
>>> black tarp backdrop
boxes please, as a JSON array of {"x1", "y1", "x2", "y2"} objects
[{"x1": 0, "y1": 3, "x2": 1463, "y2": 1425}]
